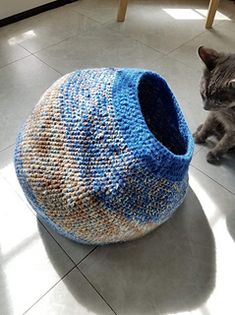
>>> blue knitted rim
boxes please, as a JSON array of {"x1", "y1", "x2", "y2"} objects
[{"x1": 112, "y1": 69, "x2": 194, "y2": 181}]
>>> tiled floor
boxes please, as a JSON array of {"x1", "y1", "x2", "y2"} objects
[{"x1": 0, "y1": 0, "x2": 235, "y2": 314}]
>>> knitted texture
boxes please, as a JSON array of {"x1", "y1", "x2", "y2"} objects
[{"x1": 14, "y1": 68, "x2": 194, "y2": 245}]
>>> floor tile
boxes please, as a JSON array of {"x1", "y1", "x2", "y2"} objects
[
  {"x1": 0, "y1": 175, "x2": 75, "y2": 315},
  {"x1": 0, "y1": 145, "x2": 96, "y2": 265},
  {"x1": 189, "y1": 165, "x2": 235, "y2": 238},
  {"x1": 26, "y1": 267, "x2": 115, "y2": 315},
  {"x1": 0, "y1": 1, "x2": 235, "y2": 314},
  {"x1": 70, "y1": 0, "x2": 235, "y2": 27},
  {"x1": 219, "y1": 0, "x2": 235, "y2": 18},
  {"x1": 0, "y1": 55, "x2": 60, "y2": 151},
  {"x1": 191, "y1": 143, "x2": 235, "y2": 194},
  {"x1": 188, "y1": 166, "x2": 235, "y2": 315},
  {"x1": 107, "y1": 1, "x2": 208, "y2": 54},
  {"x1": 0, "y1": 35, "x2": 30, "y2": 69},
  {"x1": 0, "y1": 145, "x2": 27, "y2": 200},
  {"x1": 70, "y1": 0, "x2": 119, "y2": 24},
  {"x1": 0, "y1": 145, "x2": 14, "y2": 169},
  {"x1": 79, "y1": 186, "x2": 215, "y2": 315},
  {"x1": 168, "y1": 19, "x2": 235, "y2": 72},
  {"x1": 41, "y1": 225, "x2": 96, "y2": 265},
  {"x1": 35, "y1": 27, "x2": 162, "y2": 74},
  {"x1": 0, "y1": 6, "x2": 99, "y2": 53},
  {"x1": 148, "y1": 56, "x2": 207, "y2": 133}
]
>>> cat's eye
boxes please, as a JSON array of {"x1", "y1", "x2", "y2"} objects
[{"x1": 217, "y1": 94, "x2": 225, "y2": 103}]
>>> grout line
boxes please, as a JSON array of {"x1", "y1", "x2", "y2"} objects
[
  {"x1": 2, "y1": 174, "x2": 111, "y2": 312},
  {"x1": 1, "y1": 178, "x2": 108, "y2": 314},
  {"x1": 101, "y1": 12, "x2": 219, "y2": 58},
  {"x1": 76, "y1": 246, "x2": 99, "y2": 266},
  {"x1": 102, "y1": 16, "x2": 233, "y2": 61},
  {"x1": 190, "y1": 164, "x2": 235, "y2": 196},
  {"x1": 30, "y1": 20, "x2": 162, "y2": 58},
  {"x1": 35, "y1": 215, "x2": 96, "y2": 267},
  {"x1": 37, "y1": 218, "x2": 78, "y2": 265},
  {"x1": 76, "y1": 266, "x2": 118, "y2": 315},
  {"x1": 15, "y1": 14, "x2": 101, "y2": 56},
  {"x1": 67, "y1": 1, "x2": 124, "y2": 26},
  {"x1": 32, "y1": 54, "x2": 63, "y2": 75},
  {"x1": 31, "y1": 24, "x2": 165, "y2": 72},
  {"x1": 147, "y1": 53, "x2": 202, "y2": 73},
  {"x1": 17, "y1": 42, "x2": 35, "y2": 54},
  {"x1": 24, "y1": 263, "x2": 117, "y2": 314},
  {"x1": 21, "y1": 37, "x2": 76, "y2": 55},
  {"x1": 0, "y1": 171, "x2": 86, "y2": 270},
  {"x1": 1, "y1": 166, "x2": 98, "y2": 269},
  {"x1": 29, "y1": 31, "x2": 85, "y2": 54},
  {"x1": 193, "y1": 146, "x2": 203, "y2": 157},
  {"x1": 69, "y1": 6, "x2": 107, "y2": 25},
  {"x1": 101, "y1": 23, "x2": 164, "y2": 56},
  {"x1": 103, "y1": 22, "x2": 164, "y2": 55},
  {"x1": 0, "y1": 53, "x2": 32, "y2": 71},
  {"x1": 1, "y1": 174, "x2": 35, "y2": 206},
  {"x1": 0, "y1": 143, "x2": 15, "y2": 153},
  {"x1": 165, "y1": 15, "x2": 234, "y2": 58},
  {"x1": 30, "y1": 214, "x2": 78, "y2": 267},
  {"x1": 23, "y1": 265, "x2": 77, "y2": 314},
  {"x1": 165, "y1": 28, "x2": 210, "y2": 57},
  {"x1": 32, "y1": 213, "x2": 98, "y2": 268}
]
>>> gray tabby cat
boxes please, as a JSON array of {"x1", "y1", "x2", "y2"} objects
[{"x1": 193, "y1": 46, "x2": 235, "y2": 163}]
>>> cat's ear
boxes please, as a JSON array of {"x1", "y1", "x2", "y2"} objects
[
  {"x1": 228, "y1": 79, "x2": 235, "y2": 89},
  {"x1": 198, "y1": 46, "x2": 220, "y2": 71}
]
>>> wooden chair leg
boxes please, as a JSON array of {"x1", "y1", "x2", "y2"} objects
[
  {"x1": 117, "y1": 0, "x2": 128, "y2": 22},
  {"x1": 205, "y1": 0, "x2": 220, "y2": 28}
]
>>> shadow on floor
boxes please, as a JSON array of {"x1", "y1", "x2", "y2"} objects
[
  {"x1": 195, "y1": 139, "x2": 235, "y2": 243},
  {"x1": 226, "y1": 211, "x2": 235, "y2": 244},
  {"x1": 221, "y1": 151, "x2": 235, "y2": 243},
  {"x1": 38, "y1": 186, "x2": 216, "y2": 315},
  {"x1": 0, "y1": 247, "x2": 11, "y2": 315}
]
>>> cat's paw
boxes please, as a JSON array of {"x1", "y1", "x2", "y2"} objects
[
  {"x1": 206, "y1": 151, "x2": 220, "y2": 164},
  {"x1": 193, "y1": 124, "x2": 206, "y2": 144},
  {"x1": 196, "y1": 124, "x2": 203, "y2": 132},
  {"x1": 193, "y1": 132, "x2": 206, "y2": 144}
]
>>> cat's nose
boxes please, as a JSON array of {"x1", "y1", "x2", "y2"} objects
[{"x1": 203, "y1": 102, "x2": 211, "y2": 111}]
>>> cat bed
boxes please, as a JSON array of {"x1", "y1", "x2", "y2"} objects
[{"x1": 14, "y1": 68, "x2": 194, "y2": 245}]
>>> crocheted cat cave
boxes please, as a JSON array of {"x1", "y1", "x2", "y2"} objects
[{"x1": 15, "y1": 68, "x2": 194, "y2": 245}]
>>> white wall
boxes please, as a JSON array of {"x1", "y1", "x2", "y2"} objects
[{"x1": 0, "y1": 0, "x2": 55, "y2": 20}]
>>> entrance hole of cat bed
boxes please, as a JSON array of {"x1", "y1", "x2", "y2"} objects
[{"x1": 138, "y1": 73, "x2": 187, "y2": 155}]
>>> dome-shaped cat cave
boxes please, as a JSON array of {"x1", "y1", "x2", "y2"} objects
[{"x1": 14, "y1": 68, "x2": 194, "y2": 245}]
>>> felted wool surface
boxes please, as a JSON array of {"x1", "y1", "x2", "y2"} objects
[{"x1": 14, "y1": 68, "x2": 194, "y2": 245}]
